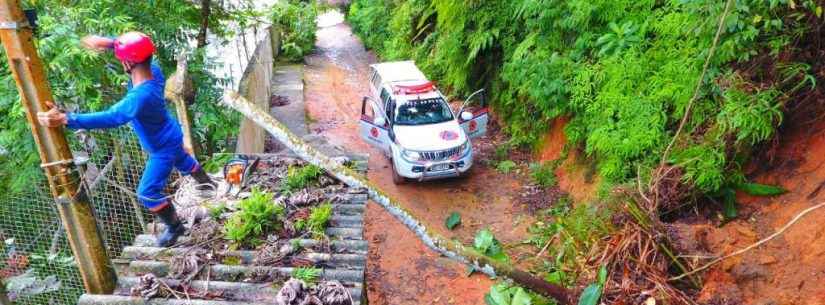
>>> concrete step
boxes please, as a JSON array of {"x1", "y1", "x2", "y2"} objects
[
  {"x1": 120, "y1": 246, "x2": 366, "y2": 269},
  {"x1": 78, "y1": 278, "x2": 362, "y2": 304},
  {"x1": 78, "y1": 295, "x2": 269, "y2": 305},
  {"x1": 132, "y1": 235, "x2": 367, "y2": 253},
  {"x1": 123, "y1": 260, "x2": 364, "y2": 285},
  {"x1": 143, "y1": 223, "x2": 363, "y2": 241}
]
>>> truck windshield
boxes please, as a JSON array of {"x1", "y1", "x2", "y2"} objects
[{"x1": 394, "y1": 98, "x2": 454, "y2": 126}]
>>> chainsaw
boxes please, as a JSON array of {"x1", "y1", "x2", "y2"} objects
[{"x1": 222, "y1": 156, "x2": 260, "y2": 195}]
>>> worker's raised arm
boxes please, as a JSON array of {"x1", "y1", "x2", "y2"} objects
[
  {"x1": 80, "y1": 35, "x2": 115, "y2": 52},
  {"x1": 65, "y1": 91, "x2": 144, "y2": 130}
]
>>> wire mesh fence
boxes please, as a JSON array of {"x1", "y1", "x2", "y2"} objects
[{"x1": 0, "y1": 126, "x2": 167, "y2": 305}]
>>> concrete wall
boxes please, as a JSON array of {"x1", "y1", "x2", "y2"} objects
[{"x1": 235, "y1": 27, "x2": 281, "y2": 154}]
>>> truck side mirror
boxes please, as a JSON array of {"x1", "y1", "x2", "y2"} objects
[
  {"x1": 374, "y1": 116, "x2": 387, "y2": 127},
  {"x1": 460, "y1": 111, "x2": 474, "y2": 121}
]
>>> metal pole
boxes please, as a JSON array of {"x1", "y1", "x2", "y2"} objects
[{"x1": 0, "y1": 0, "x2": 117, "y2": 295}]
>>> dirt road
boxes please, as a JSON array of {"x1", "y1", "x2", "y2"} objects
[{"x1": 303, "y1": 11, "x2": 536, "y2": 304}]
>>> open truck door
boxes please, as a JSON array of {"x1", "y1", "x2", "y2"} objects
[
  {"x1": 359, "y1": 96, "x2": 392, "y2": 155},
  {"x1": 458, "y1": 89, "x2": 489, "y2": 139}
]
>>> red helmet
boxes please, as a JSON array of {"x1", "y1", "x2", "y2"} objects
[{"x1": 113, "y1": 31, "x2": 155, "y2": 63}]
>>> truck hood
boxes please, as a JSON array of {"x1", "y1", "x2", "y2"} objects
[{"x1": 393, "y1": 120, "x2": 467, "y2": 151}]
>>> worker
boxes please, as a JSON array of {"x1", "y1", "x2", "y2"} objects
[{"x1": 35, "y1": 32, "x2": 214, "y2": 247}]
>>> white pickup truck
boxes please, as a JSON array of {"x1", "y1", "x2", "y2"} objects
[{"x1": 359, "y1": 61, "x2": 489, "y2": 184}]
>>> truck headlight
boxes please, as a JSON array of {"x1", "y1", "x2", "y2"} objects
[
  {"x1": 402, "y1": 149, "x2": 422, "y2": 161},
  {"x1": 460, "y1": 141, "x2": 470, "y2": 154}
]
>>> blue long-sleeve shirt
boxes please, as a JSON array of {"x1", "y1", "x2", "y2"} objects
[{"x1": 66, "y1": 64, "x2": 183, "y2": 155}]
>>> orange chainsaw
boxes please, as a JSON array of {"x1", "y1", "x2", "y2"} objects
[{"x1": 223, "y1": 156, "x2": 259, "y2": 193}]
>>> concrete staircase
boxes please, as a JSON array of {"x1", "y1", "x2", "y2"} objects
[{"x1": 78, "y1": 153, "x2": 369, "y2": 305}]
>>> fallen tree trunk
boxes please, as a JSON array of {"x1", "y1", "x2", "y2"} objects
[{"x1": 221, "y1": 91, "x2": 575, "y2": 304}]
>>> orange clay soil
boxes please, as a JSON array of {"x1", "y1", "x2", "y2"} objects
[
  {"x1": 535, "y1": 116, "x2": 600, "y2": 203},
  {"x1": 696, "y1": 116, "x2": 825, "y2": 305},
  {"x1": 304, "y1": 11, "x2": 538, "y2": 304}
]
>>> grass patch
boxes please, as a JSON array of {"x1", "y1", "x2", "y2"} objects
[
  {"x1": 528, "y1": 161, "x2": 560, "y2": 187},
  {"x1": 281, "y1": 164, "x2": 324, "y2": 194},
  {"x1": 291, "y1": 267, "x2": 321, "y2": 284},
  {"x1": 495, "y1": 160, "x2": 517, "y2": 174},
  {"x1": 295, "y1": 202, "x2": 333, "y2": 238}
]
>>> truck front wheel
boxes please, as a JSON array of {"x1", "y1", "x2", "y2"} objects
[{"x1": 391, "y1": 159, "x2": 406, "y2": 185}]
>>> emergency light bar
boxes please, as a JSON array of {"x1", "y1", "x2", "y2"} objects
[{"x1": 393, "y1": 81, "x2": 435, "y2": 95}]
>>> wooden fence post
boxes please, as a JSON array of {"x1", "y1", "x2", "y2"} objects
[{"x1": 0, "y1": 0, "x2": 117, "y2": 294}]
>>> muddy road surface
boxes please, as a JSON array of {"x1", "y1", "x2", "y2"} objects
[{"x1": 303, "y1": 11, "x2": 537, "y2": 304}]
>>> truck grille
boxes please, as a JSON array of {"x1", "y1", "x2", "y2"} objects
[{"x1": 420, "y1": 146, "x2": 462, "y2": 161}]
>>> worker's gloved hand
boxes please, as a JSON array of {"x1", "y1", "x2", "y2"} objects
[
  {"x1": 80, "y1": 35, "x2": 114, "y2": 52},
  {"x1": 36, "y1": 102, "x2": 67, "y2": 127}
]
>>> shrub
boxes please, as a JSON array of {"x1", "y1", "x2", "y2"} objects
[
  {"x1": 347, "y1": 0, "x2": 817, "y2": 195},
  {"x1": 224, "y1": 189, "x2": 285, "y2": 248},
  {"x1": 528, "y1": 200, "x2": 611, "y2": 285},
  {"x1": 495, "y1": 160, "x2": 517, "y2": 174},
  {"x1": 271, "y1": 0, "x2": 318, "y2": 61},
  {"x1": 295, "y1": 202, "x2": 333, "y2": 238},
  {"x1": 281, "y1": 164, "x2": 324, "y2": 194},
  {"x1": 291, "y1": 267, "x2": 321, "y2": 285},
  {"x1": 529, "y1": 162, "x2": 559, "y2": 188}
]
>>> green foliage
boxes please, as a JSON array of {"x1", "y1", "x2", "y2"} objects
[
  {"x1": 495, "y1": 160, "x2": 517, "y2": 174},
  {"x1": 202, "y1": 154, "x2": 233, "y2": 174},
  {"x1": 224, "y1": 189, "x2": 284, "y2": 248},
  {"x1": 474, "y1": 228, "x2": 508, "y2": 262},
  {"x1": 348, "y1": 0, "x2": 819, "y2": 195},
  {"x1": 529, "y1": 162, "x2": 559, "y2": 188},
  {"x1": 271, "y1": 0, "x2": 318, "y2": 61},
  {"x1": 291, "y1": 267, "x2": 321, "y2": 285},
  {"x1": 281, "y1": 164, "x2": 324, "y2": 194},
  {"x1": 208, "y1": 203, "x2": 228, "y2": 221},
  {"x1": 485, "y1": 283, "x2": 552, "y2": 305},
  {"x1": 445, "y1": 212, "x2": 461, "y2": 230},
  {"x1": 295, "y1": 202, "x2": 333, "y2": 238},
  {"x1": 529, "y1": 200, "x2": 611, "y2": 286},
  {"x1": 0, "y1": 0, "x2": 244, "y2": 193},
  {"x1": 577, "y1": 265, "x2": 608, "y2": 305},
  {"x1": 737, "y1": 182, "x2": 787, "y2": 196}
]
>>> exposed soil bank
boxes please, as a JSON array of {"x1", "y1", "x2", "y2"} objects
[
  {"x1": 696, "y1": 117, "x2": 825, "y2": 304},
  {"x1": 536, "y1": 117, "x2": 599, "y2": 203}
]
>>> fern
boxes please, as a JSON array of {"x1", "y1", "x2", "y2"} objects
[{"x1": 291, "y1": 267, "x2": 321, "y2": 284}]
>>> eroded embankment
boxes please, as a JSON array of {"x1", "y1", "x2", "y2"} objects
[{"x1": 691, "y1": 117, "x2": 825, "y2": 304}]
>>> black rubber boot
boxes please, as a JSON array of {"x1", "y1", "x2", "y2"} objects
[
  {"x1": 154, "y1": 203, "x2": 185, "y2": 247},
  {"x1": 191, "y1": 166, "x2": 217, "y2": 191}
]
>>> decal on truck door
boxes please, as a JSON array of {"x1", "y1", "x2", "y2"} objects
[
  {"x1": 460, "y1": 108, "x2": 489, "y2": 139},
  {"x1": 359, "y1": 97, "x2": 392, "y2": 154}
]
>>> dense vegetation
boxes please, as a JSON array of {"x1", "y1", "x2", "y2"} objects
[
  {"x1": 349, "y1": 0, "x2": 823, "y2": 301},
  {"x1": 0, "y1": 0, "x2": 248, "y2": 193},
  {"x1": 347, "y1": 0, "x2": 821, "y2": 195}
]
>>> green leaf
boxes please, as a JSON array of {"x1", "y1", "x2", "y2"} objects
[
  {"x1": 445, "y1": 212, "x2": 462, "y2": 230},
  {"x1": 737, "y1": 183, "x2": 787, "y2": 196},
  {"x1": 598, "y1": 265, "x2": 608, "y2": 285},
  {"x1": 577, "y1": 284, "x2": 602, "y2": 305},
  {"x1": 511, "y1": 288, "x2": 532, "y2": 305},
  {"x1": 545, "y1": 270, "x2": 567, "y2": 285},
  {"x1": 474, "y1": 229, "x2": 495, "y2": 253},
  {"x1": 723, "y1": 188, "x2": 738, "y2": 220},
  {"x1": 485, "y1": 294, "x2": 499, "y2": 305},
  {"x1": 487, "y1": 283, "x2": 511, "y2": 305}
]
